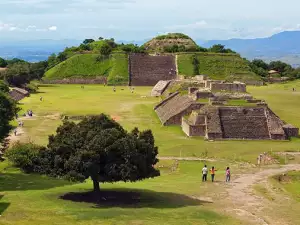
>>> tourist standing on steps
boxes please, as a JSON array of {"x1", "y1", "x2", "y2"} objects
[
  {"x1": 225, "y1": 167, "x2": 231, "y2": 182},
  {"x1": 202, "y1": 165, "x2": 208, "y2": 182},
  {"x1": 14, "y1": 129, "x2": 17, "y2": 136},
  {"x1": 210, "y1": 166, "x2": 217, "y2": 182}
]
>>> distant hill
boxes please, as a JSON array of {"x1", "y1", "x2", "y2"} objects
[{"x1": 202, "y1": 31, "x2": 300, "y2": 67}]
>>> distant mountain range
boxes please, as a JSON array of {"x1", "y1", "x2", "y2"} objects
[
  {"x1": 1, "y1": 31, "x2": 300, "y2": 66},
  {"x1": 201, "y1": 31, "x2": 300, "y2": 67},
  {"x1": 0, "y1": 39, "x2": 81, "y2": 62}
]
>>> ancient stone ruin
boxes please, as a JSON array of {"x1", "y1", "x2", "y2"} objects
[
  {"x1": 9, "y1": 87, "x2": 29, "y2": 101},
  {"x1": 129, "y1": 53, "x2": 176, "y2": 86},
  {"x1": 154, "y1": 92, "x2": 203, "y2": 125},
  {"x1": 153, "y1": 77, "x2": 299, "y2": 140},
  {"x1": 151, "y1": 80, "x2": 172, "y2": 97}
]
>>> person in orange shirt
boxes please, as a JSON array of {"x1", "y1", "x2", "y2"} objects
[{"x1": 210, "y1": 166, "x2": 217, "y2": 182}]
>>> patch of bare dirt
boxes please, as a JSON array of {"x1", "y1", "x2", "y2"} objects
[{"x1": 223, "y1": 164, "x2": 300, "y2": 225}]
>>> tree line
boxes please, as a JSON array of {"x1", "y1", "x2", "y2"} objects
[{"x1": 248, "y1": 59, "x2": 300, "y2": 79}]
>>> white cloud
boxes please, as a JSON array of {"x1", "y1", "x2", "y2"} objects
[
  {"x1": 167, "y1": 20, "x2": 208, "y2": 30},
  {"x1": 48, "y1": 26, "x2": 57, "y2": 31}
]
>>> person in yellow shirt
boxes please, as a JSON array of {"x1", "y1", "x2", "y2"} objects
[{"x1": 210, "y1": 166, "x2": 217, "y2": 182}]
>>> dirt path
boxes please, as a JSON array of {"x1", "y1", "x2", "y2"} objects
[
  {"x1": 158, "y1": 156, "x2": 216, "y2": 162},
  {"x1": 224, "y1": 164, "x2": 300, "y2": 225},
  {"x1": 7, "y1": 127, "x2": 25, "y2": 143}
]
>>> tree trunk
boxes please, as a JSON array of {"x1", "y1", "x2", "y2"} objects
[{"x1": 93, "y1": 179, "x2": 100, "y2": 193}]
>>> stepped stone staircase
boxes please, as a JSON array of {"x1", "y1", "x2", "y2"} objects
[{"x1": 129, "y1": 53, "x2": 176, "y2": 86}]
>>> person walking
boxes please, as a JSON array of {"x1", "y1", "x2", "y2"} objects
[
  {"x1": 210, "y1": 166, "x2": 217, "y2": 182},
  {"x1": 202, "y1": 165, "x2": 208, "y2": 182},
  {"x1": 225, "y1": 167, "x2": 231, "y2": 182},
  {"x1": 14, "y1": 129, "x2": 17, "y2": 136}
]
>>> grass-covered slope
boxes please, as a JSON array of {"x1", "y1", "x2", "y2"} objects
[
  {"x1": 177, "y1": 52, "x2": 261, "y2": 81},
  {"x1": 44, "y1": 53, "x2": 128, "y2": 85}
]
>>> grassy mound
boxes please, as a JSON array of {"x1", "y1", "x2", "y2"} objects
[
  {"x1": 144, "y1": 33, "x2": 198, "y2": 52},
  {"x1": 44, "y1": 53, "x2": 128, "y2": 85},
  {"x1": 177, "y1": 52, "x2": 261, "y2": 82}
]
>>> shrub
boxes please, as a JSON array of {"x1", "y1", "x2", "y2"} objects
[
  {"x1": 25, "y1": 81, "x2": 39, "y2": 93},
  {"x1": 6, "y1": 142, "x2": 45, "y2": 173}
]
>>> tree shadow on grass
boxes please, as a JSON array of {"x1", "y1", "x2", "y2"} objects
[
  {"x1": 60, "y1": 189, "x2": 211, "y2": 209},
  {"x1": 0, "y1": 172, "x2": 71, "y2": 192},
  {"x1": 0, "y1": 195, "x2": 10, "y2": 215}
]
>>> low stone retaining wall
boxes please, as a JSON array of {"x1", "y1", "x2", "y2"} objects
[{"x1": 42, "y1": 77, "x2": 107, "y2": 84}]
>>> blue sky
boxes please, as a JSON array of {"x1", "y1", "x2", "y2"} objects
[{"x1": 0, "y1": 0, "x2": 300, "y2": 41}]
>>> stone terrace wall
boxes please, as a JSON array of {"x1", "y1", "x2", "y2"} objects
[
  {"x1": 283, "y1": 127, "x2": 299, "y2": 138},
  {"x1": 151, "y1": 80, "x2": 171, "y2": 97},
  {"x1": 42, "y1": 77, "x2": 107, "y2": 84},
  {"x1": 165, "y1": 103, "x2": 203, "y2": 126},
  {"x1": 210, "y1": 83, "x2": 246, "y2": 92},
  {"x1": 219, "y1": 107, "x2": 270, "y2": 139},
  {"x1": 182, "y1": 117, "x2": 206, "y2": 137},
  {"x1": 266, "y1": 108, "x2": 286, "y2": 140},
  {"x1": 129, "y1": 53, "x2": 176, "y2": 86}
]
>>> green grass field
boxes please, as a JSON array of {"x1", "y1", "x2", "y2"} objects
[
  {"x1": 44, "y1": 53, "x2": 128, "y2": 85},
  {"x1": 177, "y1": 52, "x2": 260, "y2": 81},
  {"x1": 17, "y1": 82, "x2": 300, "y2": 162},
  {"x1": 274, "y1": 171, "x2": 300, "y2": 201},
  {"x1": 2, "y1": 81, "x2": 300, "y2": 224},
  {"x1": 0, "y1": 159, "x2": 241, "y2": 225}
]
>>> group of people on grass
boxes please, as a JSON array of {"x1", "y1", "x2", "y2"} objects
[
  {"x1": 202, "y1": 165, "x2": 231, "y2": 182},
  {"x1": 112, "y1": 86, "x2": 135, "y2": 93}
]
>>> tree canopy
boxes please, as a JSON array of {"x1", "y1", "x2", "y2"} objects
[
  {"x1": 83, "y1": 39, "x2": 95, "y2": 45},
  {"x1": 1, "y1": 61, "x2": 48, "y2": 87},
  {"x1": 0, "y1": 91, "x2": 19, "y2": 143},
  {"x1": 9, "y1": 114, "x2": 160, "y2": 192}
]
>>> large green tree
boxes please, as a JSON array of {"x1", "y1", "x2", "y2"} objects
[
  {"x1": 0, "y1": 91, "x2": 19, "y2": 143},
  {"x1": 30, "y1": 114, "x2": 160, "y2": 192}
]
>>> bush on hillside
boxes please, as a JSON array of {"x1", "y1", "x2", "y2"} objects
[
  {"x1": 6, "y1": 142, "x2": 45, "y2": 173},
  {"x1": 209, "y1": 44, "x2": 236, "y2": 54},
  {"x1": 156, "y1": 33, "x2": 190, "y2": 40},
  {"x1": 83, "y1": 39, "x2": 95, "y2": 45},
  {"x1": 99, "y1": 42, "x2": 112, "y2": 56}
]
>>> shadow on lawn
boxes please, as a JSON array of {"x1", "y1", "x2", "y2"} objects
[
  {"x1": 60, "y1": 189, "x2": 211, "y2": 209},
  {"x1": 0, "y1": 172, "x2": 70, "y2": 192},
  {"x1": 0, "y1": 195, "x2": 10, "y2": 215}
]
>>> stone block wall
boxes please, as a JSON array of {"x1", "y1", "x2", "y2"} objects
[
  {"x1": 165, "y1": 103, "x2": 203, "y2": 126},
  {"x1": 42, "y1": 77, "x2": 107, "y2": 84},
  {"x1": 188, "y1": 87, "x2": 199, "y2": 94},
  {"x1": 283, "y1": 127, "x2": 299, "y2": 138},
  {"x1": 182, "y1": 118, "x2": 206, "y2": 137},
  {"x1": 210, "y1": 83, "x2": 246, "y2": 92},
  {"x1": 219, "y1": 107, "x2": 270, "y2": 139},
  {"x1": 129, "y1": 53, "x2": 176, "y2": 86},
  {"x1": 194, "y1": 91, "x2": 213, "y2": 99}
]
